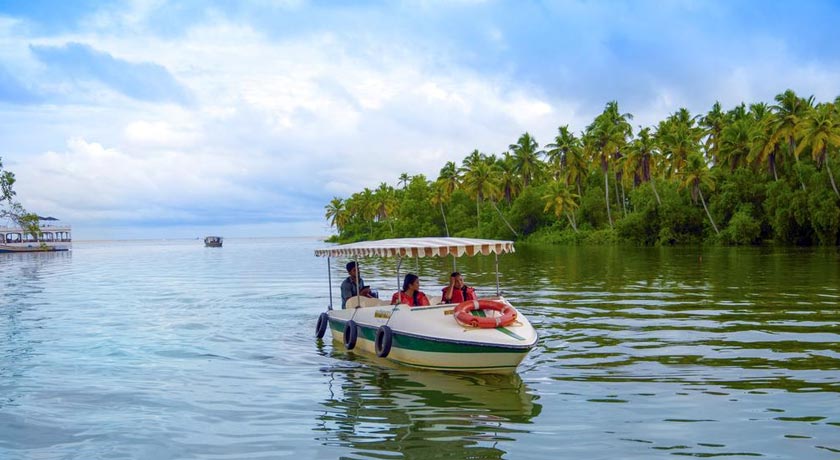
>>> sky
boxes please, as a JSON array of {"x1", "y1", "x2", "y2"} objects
[{"x1": 1, "y1": 0, "x2": 839, "y2": 240}]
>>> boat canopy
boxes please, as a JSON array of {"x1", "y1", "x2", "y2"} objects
[{"x1": 315, "y1": 237, "x2": 514, "y2": 259}]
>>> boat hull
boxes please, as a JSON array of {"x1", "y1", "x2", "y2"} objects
[
  {"x1": 325, "y1": 298, "x2": 537, "y2": 374},
  {"x1": 0, "y1": 243, "x2": 71, "y2": 253}
]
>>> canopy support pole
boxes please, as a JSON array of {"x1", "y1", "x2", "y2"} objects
[
  {"x1": 354, "y1": 258, "x2": 361, "y2": 308},
  {"x1": 396, "y1": 257, "x2": 403, "y2": 293},
  {"x1": 327, "y1": 256, "x2": 333, "y2": 310},
  {"x1": 495, "y1": 252, "x2": 501, "y2": 297}
]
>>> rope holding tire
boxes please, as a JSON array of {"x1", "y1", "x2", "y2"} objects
[
  {"x1": 343, "y1": 320, "x2": 358, "y2": 350},
  {"x1": 315, "y1": 312, "x2": 329, "y2": 339},
  {"x1": 375, "y1": 325, "x2": 393, "y2": 358}
]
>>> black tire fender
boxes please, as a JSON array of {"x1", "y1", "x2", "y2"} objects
[
  {"x1": 315, "y1": 312, "x2": 329, "y2": 339},
  {"x1": 375, "y1": 325, "x2": 393, "y2": 358},
  {"x1": 343, "y1": 320, "x2": 358, "y2": 350}
]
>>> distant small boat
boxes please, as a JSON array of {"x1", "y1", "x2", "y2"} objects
[
  {"x1": 204, "y1": 236, "x2": 223, "y2": 247},
  {"x1": 1, "y1": 220, "x2": 72, "y2": 253}
]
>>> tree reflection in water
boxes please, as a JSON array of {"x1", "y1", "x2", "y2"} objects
[{"x1": 314, "y1": 352, "x2": 541, "y2": 459}]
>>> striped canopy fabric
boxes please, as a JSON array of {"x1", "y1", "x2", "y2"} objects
[{"x1": 315, "y1": 237, "x2": 515, "y2": 258}]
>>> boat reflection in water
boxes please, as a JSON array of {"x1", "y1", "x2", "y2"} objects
[{"x1": 314, "y1": 350, "x2": 541, "y2": 459}]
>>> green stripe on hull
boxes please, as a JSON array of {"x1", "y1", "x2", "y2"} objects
[
  {"x1": 464, "y1": 308, "x2": 527, "y2": 341},
  {"x1": 496, "y1": 327, "x2": 525, "y2": 341},
  {"x1": 393, "y1": 333, "x2": 523, "y2": 353}
]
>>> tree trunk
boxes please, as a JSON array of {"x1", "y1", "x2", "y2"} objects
[
  {"x1": 698, "y1": 188, "x2": 720, "y2": 235},
  {"x1": 604, "y1": 172, "x2": 613, "y2": 228},
  {"x1": 476, "y1": 198, "x2": 481, "y2": 236},
  {"x1": 439, "y1": 202, "x2": 450, "y2": 237},
  {"x1": 769, "y1": 146, "x2": 778, "y2": 181},
  {"x1": 565, "y1": 211, "x2": 578, "y2": 232},
  {"x1": 491, "y1": 200, "x2": 519, "y2": 237},
  {"x1": 620, "y1": 182, "x2": 628, "y2": 216},
  {"x1": 613, "y1": 174, "x2": 622, "y2": 216},
  {"x1": 825, "y1": 152, "x2": 840, "y2": 199},
  {"x1": 792, "y1": 137, "x2": 806, "y2": 191},
  {"x1": 650, "y1": 177, "x2": 662, "y2": 206}
]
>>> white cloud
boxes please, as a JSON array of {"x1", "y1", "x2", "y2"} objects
[
  {"x1": 124, "y1": 119, "x2": 201, "y2": 148},
  {"x1": 6, "y1": 3, "x2": 839, "y2": 237},
  {"x1": 15, "y1": 137, "x2": 263, "y2": 222}
]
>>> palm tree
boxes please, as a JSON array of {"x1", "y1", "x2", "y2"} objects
[
  {"x1": 607, "y1": 103, "x2": 634, "y2": 216},
  {"x1": 700, "y1": 101, "x2": 726, "y2": 165},
  {"x1": 431, "y1": 160, "x2": 463, "y2": 237},
  {"x1": 496, "y1": 153, "x2": 521, "y2": 204},
  {"x1": 678, "y1": 154, "x2": 720, "y2": 235},
  {"x1": 626, "y1": 127, "x2": 661, "y2": 205},
  {"x1": 719, "y1": 109, "x2": 755, "y2": 171},
  {"x1": 544, "y1": 126, "x2": 568, "y2": 175},
  {"x1": 547, "y1": 126, "x2": 588, "y2": 198},
  {"x1": 398, "y1": 172, "x2": 411, "y2": 190},
  {"x1": 748, "y1": 102, "x2": 779, "y2": 180},
  {"x1": 324, "y1": 197, "x2": 347, "y2": 232},
  {"x1": 509, "y1": 132, "x2": 542, "y2": 187},
  {"x1": 374, "y1": 183, "x2": 397, "y2": 232},
  {"x1": 771, "y1": 89, "x2": 814, "y2": 190},
  {"x1": 586, "y1": 101, "x2": 633, "y2": 227},
  {"x1": 657, "y1": 108, "x2": 703, "y2": 176},
  {"x1": 438, "y1": 161, "x2": 460, "y2": 197},
  {"x1": 795, "y1": 102, "x2": 840, "y2": 198},
  {"x1": 564, "y1": 134, "x2": 588, "y2": 197},
  {"x1": 347, "y1": 188, "x2": 376, "y2": 233},
  {"x1": 460, "y1": 158, "x2": 499, "y2": 235},
  {"x1": 485, "y1": 156, "x2": 520, "y2": 236},
  {"x1": 462, "y1": 149, "x2": 484, "y2": 171},
  {"x1": 542, "y1": 181, "x2": 580, "y2": 232},
  {"x1": 430, "y1": 180, "x2": 451, "y2": 236}
]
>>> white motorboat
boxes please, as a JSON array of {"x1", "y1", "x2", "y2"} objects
[
  {"x1": 204, "y1": 236, "x2": 223, "y2": 247},
  {"x1": 314, "y1": 237, "x2": 538, "y2": 374}
]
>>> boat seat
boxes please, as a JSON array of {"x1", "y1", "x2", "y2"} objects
[
  {"x1": 428, "y1": 295, "x2": 444, "y2": 305},
  {"x1": 344, "y1": 295, "x2": 389, "y2": 308}
]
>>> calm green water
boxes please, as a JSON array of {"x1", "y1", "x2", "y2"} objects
[{"x1": 1, "y1": 239, "x2": 838, "y2": 459}]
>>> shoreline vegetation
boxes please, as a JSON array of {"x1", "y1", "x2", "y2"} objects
[{"x1": 325, "y1": 90, "x2": 840, "y2": 246}]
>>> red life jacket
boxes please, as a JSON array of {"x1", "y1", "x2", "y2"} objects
[
  {"x1": 441, "y1": 285, "x2": 476, "y2": 304},
  {"x1": 390, "y1": 290, "x2": 430, "y2": 307}
]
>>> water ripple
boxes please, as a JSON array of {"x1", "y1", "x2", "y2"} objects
[{"x1": 2, "y1": 242, "x2": 840, "y2": 458}]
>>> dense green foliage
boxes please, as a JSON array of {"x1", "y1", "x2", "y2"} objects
[{"x1": 326, "y1": 90, "x2": 840, "y2": 246}]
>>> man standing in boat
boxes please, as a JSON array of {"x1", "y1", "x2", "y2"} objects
[
  {"x1": 441, "y1": 272, "x2": 476, "y2": 304},
  {"x1": 341, "y1": 261, "x2": 376, "y2": 308}
]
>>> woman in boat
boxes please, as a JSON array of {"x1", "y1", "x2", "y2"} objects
[
  {"x1": 391, "y1": 273, "x2": 430, "y2": 307},
  {"x1": 441, "y1": 271, "x2": 476, "y2": 304}
]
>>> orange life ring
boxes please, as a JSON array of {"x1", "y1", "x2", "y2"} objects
[{"x1": 453, "y1": 299, "x2": 517, "y2": 328}]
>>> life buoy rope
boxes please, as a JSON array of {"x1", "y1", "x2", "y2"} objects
[{"x1": 453, "y1": 299, "x2": 517, "y2": 328}]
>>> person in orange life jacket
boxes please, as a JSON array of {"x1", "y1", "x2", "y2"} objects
[
  {"x1": 441, "y1": 271, "x2": 476, "y2": 304},
  {"x1": 390, "y1": 273, "x2": 430, "y2": 307}
]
